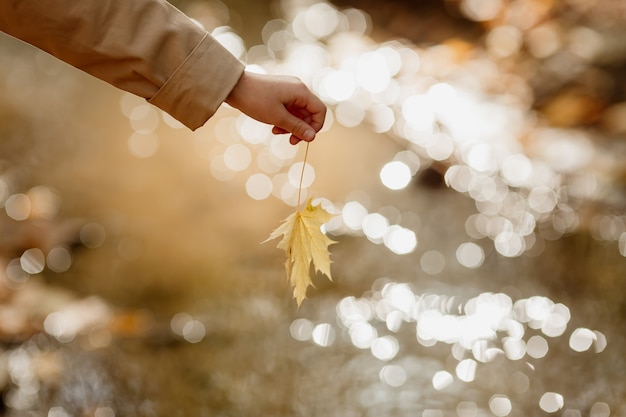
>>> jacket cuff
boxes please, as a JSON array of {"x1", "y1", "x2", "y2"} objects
[{"x1": 148, "y1": 33, "x2": 245, "y2": 131}]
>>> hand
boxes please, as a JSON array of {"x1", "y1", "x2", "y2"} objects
[{"x1": 225, "y1": 71, "x2": 327, "y2": 145}]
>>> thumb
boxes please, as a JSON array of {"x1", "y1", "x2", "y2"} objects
[{"x1": 282, "y1": 114, "x2": 316, "y2": 143}]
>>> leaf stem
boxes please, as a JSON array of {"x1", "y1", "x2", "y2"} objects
[{"x1": 297, "y1": 142, "x2": 310, "y2": 212}]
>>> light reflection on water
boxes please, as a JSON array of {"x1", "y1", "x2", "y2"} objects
[
  {"x1": 0, "y1": 0, "x2": 625, "y2": 416},
  {"x1": 290, "y1": 279, "x2": 612, "y2": 415}
]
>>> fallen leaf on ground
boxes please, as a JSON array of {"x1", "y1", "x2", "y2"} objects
[{"x1": 264, "y1": 198, "x2": 336, "y2": 306}]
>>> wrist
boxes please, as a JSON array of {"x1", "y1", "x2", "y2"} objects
[{"x1": 225, "y1": 70, "x2": 248, "y2": 108}]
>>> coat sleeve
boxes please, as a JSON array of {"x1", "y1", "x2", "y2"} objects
[{"x1": 0, "y1": 0, "x2": 245, "y2": 130}]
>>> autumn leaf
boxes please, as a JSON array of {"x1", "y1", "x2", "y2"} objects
[{"x1": 264, "y1": 198, "x2": 336, "y2": 306}]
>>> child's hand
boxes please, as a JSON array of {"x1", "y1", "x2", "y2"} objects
[{"x1": 225, "y1": 72, "x2": 327, "y2": 145}]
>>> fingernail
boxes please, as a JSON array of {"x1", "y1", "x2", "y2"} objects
[{"x1": 303, "y1": 129, "x2": 315, "y2": 141}]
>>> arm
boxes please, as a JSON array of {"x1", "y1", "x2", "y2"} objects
[
  {"x1": 0, "y1": 0, "x2": 244, "y2": 130},
  {"x1": 0, "y1": 0, "x2": 326, "y2": 141}
]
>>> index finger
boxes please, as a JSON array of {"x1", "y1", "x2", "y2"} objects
[{"x1": 307, "y1": 96, "x2": 327, "y2": 133}]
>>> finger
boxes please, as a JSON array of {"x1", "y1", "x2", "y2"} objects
[
  {"x1": 305, "y1": 99, "x2": 327, "y2": 133},
  {"x1": 289, "y1": 135, "x2": 301, "y2": 145},
  {"x1": 273, "y1": 126, "x2": 306, "y2": 146},
  {"x1": 282, "y1": 114, "x2": 316, "y2": 142}
]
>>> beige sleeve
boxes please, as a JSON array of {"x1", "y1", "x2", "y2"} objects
[{"x1": 0, "y1": 0, "x2": 244, "y2": 130}]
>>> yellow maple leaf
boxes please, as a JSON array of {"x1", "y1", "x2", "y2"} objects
[{"x1": 264, "y1": 198, "x2": 336, "y2": 306}]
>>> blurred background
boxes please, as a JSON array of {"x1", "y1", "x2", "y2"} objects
[{"x1": 0, "y1": 0, "x2": 625, "y2": 416}]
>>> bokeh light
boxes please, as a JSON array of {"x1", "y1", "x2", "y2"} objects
[
  {"x1": 461, "y1": 0, "x2": 503, "y2": 21},
  {"x1": 246, "y1": 173, "x2": 273, "y2": 200},
  {"x1": 80, "y1": 223, "x2": 106, "y2": 249},
  {"x1": 432, "y1": 371, "x2": 454, "y2": 390},
  {"x1": 5, "y1": 194, "x2": 31, "y2": 221},
  {"x1": 456, "y1": 242, "x2": 484, "y2": 268},
  {"x1": 290, "y1": 318, "x2": 314, "y2": 341},
  {"x1": 379, "y1": 364, "x2": 407, "y2": 387},
  {"x1": 420, "y1": 250, "x2": 446, "y2": 275},
  {"x1": 182, "y1": 320, "x2": 206, "y2": 343},
  {"x1": 456, "y1": 358, "x2": 477, "y2": 382},
  {"x1": 539, "y1": 392, "x2": 564, "y2": 413},
  {"x1": 128, "y1": 132, "x2": 159, "y2": 158},
  {"x1": 489, "y1": 395, "x2": 512, "y2": 417},
  {"x1": 288, "y1": 162, "x2": 315, "y2": 189},
  {"x1": 383, "y1": 225, "x2": 417, "y2": 254},
  {"x1": 20, "y1": 248, "x2": 45, "y2": 275},
  {"x1": 312, "y1": 323, "x2": 336, "y2": 347},
  {"x1": 590, "y1": 402, "x2": 611, "y2": 417},
  {"x1": 46, "y1": 246, "x2": 73, "y2": 273},
  {"x1": 380, "y1": 161, "x2": 412, "y2": 190},
  {"x1": 223, "y1": 143, "x2": 252, "y2": 171},
  {"x1": 370, "y1": 335, "x2": 399, "y2": 361},
  {"x1": 283, "y1": 271, "x2": 614, "y2": 414},
  {"x1": 569, "y1": 327, "x2": 595, "y2": 352},
  {"x1": 128, "y1": 104, "x2": 159, "y2": 134},
  {"x1": 1, "y1": 0, "x2": 624, "y2": 415},
  {"x1": 362, "y1": 213, "x2": 389, "y2": 243}
]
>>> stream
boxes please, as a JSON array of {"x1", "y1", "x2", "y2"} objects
[{"x1": 0, "y1": 0, "x2": 625, "y2": 416}]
